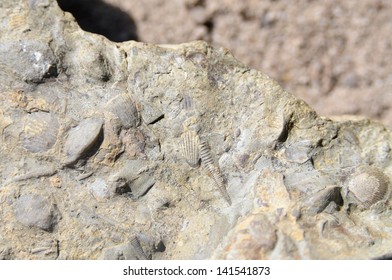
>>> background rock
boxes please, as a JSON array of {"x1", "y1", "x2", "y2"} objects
[{"x1": 1, "y1": 0, "x2": 392, "y2": 259}]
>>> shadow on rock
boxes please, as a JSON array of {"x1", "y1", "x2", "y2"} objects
[{"x1": 57, "y1": 0, "x2": 138, "y2": 42}]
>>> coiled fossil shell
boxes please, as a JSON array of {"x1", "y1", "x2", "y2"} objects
[
  {"x1": 200, "y1": 140, "x2": 232, "y2": 205},
  {"x1": 180, "y1": 130, "x2": 200, "y2": 167},
  {"x1": 20, "y1": 112, "x2": 59, "y2": 153},
  {"x1": 344, "y1": 166, "x2": 390, "y2": 210}
]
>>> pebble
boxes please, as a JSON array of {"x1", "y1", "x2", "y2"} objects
[
  {"x1": 14, "y1": 194, "x2": 58, "y2": 232},
  {"x1": 63, "y1": 118, "x2": 103, "y2": 165},
  {"x1": 89, "y1": 178, "x2": 111, "y2": 200}
]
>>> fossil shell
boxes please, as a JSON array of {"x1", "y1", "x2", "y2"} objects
[
  {"x1": 200, "y1": 140, "x2": 232, "y2": 205},
  {"x1": 106, "y1": 93, "x2": 139, "y2": 129},
  {"x1": 182, "y1": 94, "x2": 193, "y2": 110},
  {"x1": 345, "y1": 166, "x2": 390, "y2": 209},
  {"x1": 130, "y1": 236, "x2": 148, "y2": 260},
  {"x1": 63, "y1": 118, "x2": 103, "y2": 165},
  {"x1": 180, "y1": 130, "x2": 200, "y2": 167},
  {"x1": 20, "y1": 112, "x2": 59, "y2": 153},
  {"x1": 199, "y1": 140, "x2": 214, "y2": 166}
]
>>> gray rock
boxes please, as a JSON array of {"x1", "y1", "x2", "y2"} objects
[
  {"x1": 99, "y1": 243, "x2": 141, "y2": 260},
  {"x1": 2, "y1": 0, "x2": 392, "y2": 260},
  {"x1": 0, "y1": 245, "x2": 12, "y2": 260},
  {"x1": 141, "y1": 102, "x2": 164, "y2": 125},
  {"x1": 63, "y1": 118, "x2": 104, "y2": 165},
  {"x1": 0, "y1": 40, "x2": 57, "y2": 83},
  {"x1": 14, "y1": 194, "x2": 58, "y2": 232},
  {"x1": 108, "y1": 160, "x2": 156, "y2": 197},
  {"x1": 301, "y1": 186, "x2": 343, "y2": 215}
]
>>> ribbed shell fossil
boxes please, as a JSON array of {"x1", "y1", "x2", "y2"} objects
[
  {"x1": 20, "y1": 112, "x2": 59, "y2": 153},
  {"x1": 181, "y1": 94, "x2": 193, "y2": 111},
  {"x1": 130, "y1": 236, "x2": 148, "y2": 260},
  {"x1": 344, "y1": 166, "x2": 390, "y2": 210},
  {"x1": 180, "y1": 130, "x2": 200, "y2": 167},
  {"x1": 106, "y1": 93, "x2": 139, "y2": 129},
  {"x1": 200, "y1": 140, "x2": 232, "y2": 205}
]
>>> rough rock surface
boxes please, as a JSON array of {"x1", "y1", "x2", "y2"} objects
[
  {"x1": 60, "y1": 0, "x2": 392, "y2": 129},
  {"x1": 14, "y1": 194, "x2": 59, "y2": 232},
  {"x1": 1, "y1": 0, "x2": 392, "y2": 259}
]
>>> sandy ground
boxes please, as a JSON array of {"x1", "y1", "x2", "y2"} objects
[{"x1": 57, "y1": 0, "x2": 392, "y2": 129}]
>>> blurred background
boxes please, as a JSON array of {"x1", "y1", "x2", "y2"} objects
[{"x1": 57, "y1": 0, "x2": 392, "y2": 129}]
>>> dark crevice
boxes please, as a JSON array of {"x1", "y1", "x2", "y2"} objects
[
  {"x1": 194, "y1": 0, "x2": 206, "y2": 7},
  {"x1": 148, "y1": 114, "x2": 165, "y2": 125},
  {"x1": 154, "y1": 241, "x2": 166, "y2": 253},
  {"x1": 374, "y1": 253, "x2": 392, "y2": 260},
  {"x1": 56, "y1": 0, "x2": 138, "y2": 42},
  {"x1": 277, "y1": 114, "x2": 294, "y2": 144}
]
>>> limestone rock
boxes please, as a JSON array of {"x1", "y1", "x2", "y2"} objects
[
  {"x1": 1, "y1": 0, "x2": 392, "y2": 260},
  {"x1": 14, "y1": 194, "x2": 59, "y2": 232},
  {"x1": 99, "y1": 243, "x2": 139, "y2": 260}
]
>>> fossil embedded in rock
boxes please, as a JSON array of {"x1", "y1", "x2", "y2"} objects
[
  {"x1": 20, "y1": 112, "x2": 59, "y2": 153},
  {"x1": 106, "y1": 93, "x2": 140, "y2": 129},
  {"x1": 344, "y1": 166, "x2": 390, "y2": 210},
  {"x1": 182, "y1": 94, "x2": 193, "y2": 111},
  {"x1": 130, "y1": 236, "x2": 149, "y2": 260},
  {"x1": 180, "y1": 130, "x2": 200, "y2": 167},
  {"x1": 200, "y1": 140, "x2": 232, "y2": 205},
  {"x1": 63, "y1": 118, "x2": 103, "y2": 165}
]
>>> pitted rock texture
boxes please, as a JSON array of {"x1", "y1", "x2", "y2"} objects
[
  {"x1": 1, "y1": 0, "x2": 392, "y2": 259},
  {"x1": 74, "y1": 0, "x2": 392, "y2": 129}
]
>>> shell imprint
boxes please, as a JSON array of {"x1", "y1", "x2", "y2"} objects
[
  {"x1": 130, "y1": 236, "x2": 148, "y2": 260},
  {"x1": 200, "y1": 140, "x2": 232, "y2": 205},
  {"x1": 346, "y1": 166, "x2": 390, "y2": 209},
  {"x1": 107, "y1": 93, "x2": 139, "y2": 129},
  {"x1": 182, "y1": 94, "x2": 193, "y2": 111},
  {"x1": 180, "y1": 130, "x2": 200, "y2": 167},
  {"x1": 20, "y1": 112, "x2": 59, "y2": 153}
]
